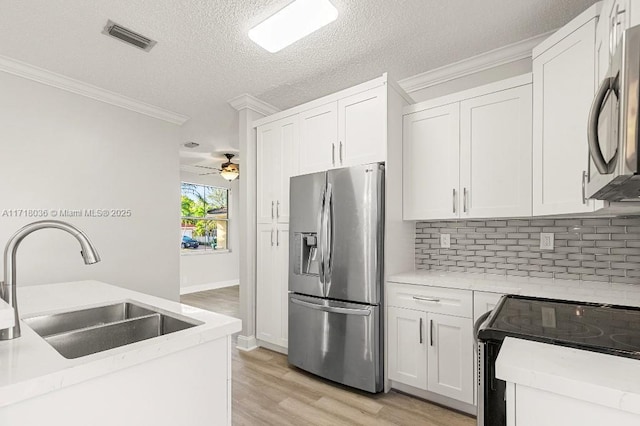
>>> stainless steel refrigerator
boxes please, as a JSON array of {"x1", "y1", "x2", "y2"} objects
[{"x1": 288, "y1": 163, "x2": 384, "y2": 393}]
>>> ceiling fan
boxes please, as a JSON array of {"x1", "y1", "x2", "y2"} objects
[{"x1": 192, "y1": 153, "x2": 240, "y2": 181}]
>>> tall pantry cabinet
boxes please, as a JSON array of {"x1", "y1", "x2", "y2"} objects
[{"x1": 255, "y1": 116, "x2": 298, "y2": 349}]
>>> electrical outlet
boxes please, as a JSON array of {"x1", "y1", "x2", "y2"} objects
[
  {"x1": 540, "y1": 232, "x2": 554, "y2": 250},
  {"x1": 440, "y1": 233, "x2": 451, "y2": 249}
]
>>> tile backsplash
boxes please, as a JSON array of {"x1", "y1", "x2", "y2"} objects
[{"x1": 415, "y1": 217, "x2": 640, "y2": 284}]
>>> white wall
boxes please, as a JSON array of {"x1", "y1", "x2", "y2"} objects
[
  {"x1": 179, "y1": 171, "x2": 239, "y2": 292},
  {"x1": 0, "y1": 71, "x2": 181, "y2": 301},
  {"x1": 407, "y1": 58, "x2": 531, "y2": 102}
]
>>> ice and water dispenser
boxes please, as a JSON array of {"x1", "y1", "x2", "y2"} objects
[{"x1": 293, "y1": 232, "x2": 320, "y2": 276}]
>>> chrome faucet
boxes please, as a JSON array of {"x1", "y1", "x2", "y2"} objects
[{"x1": 0, "y1": 220, "x2": 101, "y2": 340}]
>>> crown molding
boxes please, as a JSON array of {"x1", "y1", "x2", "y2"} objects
[
  {"x1": 228, "y1": 93, "x2": 280, "y2": 116},
  {"x1": 0, "y1": 55, "x2": 190, "y2": 125},
  {"x1": 398, "y1": 31, "x2": 554, "y2": 94}
]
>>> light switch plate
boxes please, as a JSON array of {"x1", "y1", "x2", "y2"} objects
[
  {"x1": 440, "y1": 233, "x2": 451, "y2": 248},
  {"x1": 540, "y1": 232, "x2": 554, "y2": 250}
]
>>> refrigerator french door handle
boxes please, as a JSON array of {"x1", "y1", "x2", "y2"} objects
[
  {"x1": 317, "y1": 189, "x2": 326, "y2": 286},
  {"x1": 290, "y1": 297, "x2": 371, "y2": 316},
  {"x1": 323, "y1": 183, "x2": 333, "y2": 294}
]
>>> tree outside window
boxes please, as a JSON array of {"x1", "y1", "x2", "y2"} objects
[{"x1": 181, "y1": 182, "x2": 229, "y2": 252}]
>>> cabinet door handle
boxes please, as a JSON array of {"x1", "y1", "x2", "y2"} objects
[
  {"x1": 332, "y1": 143, "x2": 336, "y2": 166},
  {"x1": 276, "y1": 200, "x2": 280, "y2": 218},
  {"x1": 271, "y1": 201, "x2": 274, "y2": 219},
  {"x1": 430, "y1": 319, "x2": 434, "y2": 346},
  {"x1": 452, "y1": 188, "x2": 457, "y2": 214},
  {"x1": 276, "y1": 230, "x2": 280, "y2": 246},
  {"x1": 582, "y1": 170, "x2": 588, "y2": 205},
  {"x1": 413, "y1": 296, "x2": 440, "y2": 303},
  {"x1": 419, "y1": 317, "x2": 423, "y2": 344},
  {"x1": 610, "y1": 15, "x2": 615, "y2": 57},
  {"x1": 270, "y1": 229, "x2": 274, "y2": 247},
  {"x1": 611, "y1": 4, "x2": 626, "y2": 55},
  {"x1": 339, "y1": 141, "x2": 343, "y2": 164},
  {"x1": 463, "y1": 187, "x2": 468, "y2": 213}
]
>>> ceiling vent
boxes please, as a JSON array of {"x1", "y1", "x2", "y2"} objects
[{"x1": 103, "y1": 20, "x2": 157, "y2": 52}]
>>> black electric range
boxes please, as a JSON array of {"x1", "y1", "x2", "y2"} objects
[{"x1": 476, "y1": 295, "x2": 640, "y2": 426}]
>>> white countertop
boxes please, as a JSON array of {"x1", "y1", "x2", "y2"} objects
[
  {"x1": 0, "y1": 280, "x2": 241, "y2": 407},
  {"x1": 388, "y1": 270, "x2": 640, "y2": 306},
  {"x1": 0, "y1": 299, "x2": 14, "y2": 330},
  {"x1": 496, "y1": 337, "x2": 640, "y2": 415}
]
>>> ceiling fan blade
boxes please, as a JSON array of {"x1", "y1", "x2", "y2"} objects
[{"x1": 193, "y1": 164, "x2": 221, "y2": 171}]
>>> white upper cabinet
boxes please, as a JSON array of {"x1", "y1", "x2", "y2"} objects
[
  {"x1": 598, "y1": 0, "x2": 639, "y2": 83},
  {"x1": 257, "y1": 123, "x2": 278, "y2": 224},
  {"x1": 403, "y1": 75, "x2": 532, "y2": 221},
  {"x1": 460, "y1": 85, "x2": 532, "y2": 218},
  {"x1": 532, "y1": 12, "x2": 598, "y2": 216},
  {"x1": 338, "y1": 86, "x2": 386, "y2": 167},
  {"x1": 277, "y1": 117, "x2": 299, "y2": 223},
  {"x1": 403, "y1": 104, "x2": 460, "y2": 220},
  {"x1": 257, "y1": 115, "x2": 299, "y2": 224},
  {"x1": 298, "y1": 86, "x2": 387, "y2": 174},
  {"x1": 596, "y1": 0, "x2": 614, "y2": 85},
  {"x1": 299, "y1": 102, "x2": 338, "y2": 175}
]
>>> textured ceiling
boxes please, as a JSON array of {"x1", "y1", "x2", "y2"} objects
[{"x1": 0, "y1": 0, "x2": 598, "y2": 167}]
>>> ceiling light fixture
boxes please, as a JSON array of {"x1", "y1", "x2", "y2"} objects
[
  {"x1": 249, "y1": 0, "x2": 338, "y2": 53},
  {"x1": 219, "y1": 154, "x2": 240, "y2": 181}
]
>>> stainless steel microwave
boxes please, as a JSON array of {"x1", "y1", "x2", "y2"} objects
[{"x1": 587, "y1": 24, "x2": 640, "y2": 201}]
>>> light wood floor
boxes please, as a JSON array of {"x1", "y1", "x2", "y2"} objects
[
  {"x1": 233, "y1": 348, "x2": 475, "y2": 426},
  {"x1": 180, "y1": 285, "x2": 240, "y2": 318},
  {"x1": 181, "y1": 287, "x2": 474, "y2": 426}
]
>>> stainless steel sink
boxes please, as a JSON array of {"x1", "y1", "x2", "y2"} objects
[{"x1": 24, "y1": 302, "x2": 202, "y2": 359}]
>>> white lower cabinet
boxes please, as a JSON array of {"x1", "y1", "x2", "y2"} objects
[
  {"x1": 387, "y1": 283, "x2": 474, "y2": 406},
  {"x1": 256, "y1": 224, "x2": 289, "y2": 349},
  {"x1": 387, "y1": 307, "x2": 428, "y2": 389},
  {"x1": 427, "y1": 313, "x2": 474, "y2": 404},
  {"x1": 473, "y1": 291, "x2": 504, "y2": 324}
]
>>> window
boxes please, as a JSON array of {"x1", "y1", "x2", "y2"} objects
[{"x1": 181, "y1": 182, "x2": 229, "y2": 252}]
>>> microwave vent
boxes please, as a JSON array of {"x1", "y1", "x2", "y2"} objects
[{"x1": 103, "y1": 20, "x2": 157, "y2": 52}]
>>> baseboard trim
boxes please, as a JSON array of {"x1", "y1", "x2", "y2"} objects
[
  {"x1": 256, "y1": 339, "x2": 288, "y2": 355},
  {"x1": 179, "y1": 280, "x2": 239, "y2": 295},
  {"x1": 389, "y1": 380, "x2": 477, "y2": 416},
  {"x1": 236, "y1": 335, "x2": 258, "y2": 352}
]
